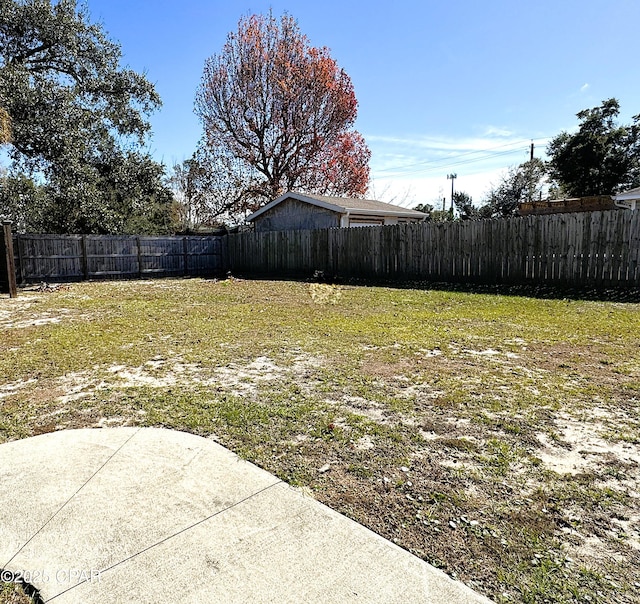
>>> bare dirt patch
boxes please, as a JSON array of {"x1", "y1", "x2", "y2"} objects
[{"x1": 537, "y1": 417, "x2": 640, "y2": 481}]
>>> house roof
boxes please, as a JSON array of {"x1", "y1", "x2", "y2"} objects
[
  {"x1": 246, "y1": 191, "x2": 426, "y2": 222},
  {"x1": 613, "y1": 186, "x2": 640, "y2": 201}
]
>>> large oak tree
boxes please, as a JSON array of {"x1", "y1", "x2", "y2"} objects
[
  {"x1": 195, "y1": 12, "x2": 371, "y2": 215},
  {"x1": 0, "y1": 0, "x2": 175, "y2": 233}
]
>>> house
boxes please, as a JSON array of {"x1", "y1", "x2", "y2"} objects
[
  {"x1": 612, "y1": 186, "x2": 640, "y2": 210},
  {"x1": 246, "y1": 191, "x2": 426, "y2": 232}
]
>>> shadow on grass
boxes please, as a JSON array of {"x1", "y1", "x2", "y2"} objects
[
  {"x1": 7, "y1": 270, "x2": 640, "y2": 303},
  {"x1": 229, "y1": 271, "x2": 640, "y2": 303}
]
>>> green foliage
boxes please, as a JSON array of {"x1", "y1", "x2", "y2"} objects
[
  {"x1": 169, "y1": 146, "x2": 251, "y2": 230},
  {"x1": 0, "y1": 0, "x2": 174, "y2": 233},
  {"x1": 547, "y1": 98, "x2": 640, "y2": 196},
  {"x1": 0, "y1": 171, "x2": 47, "y2": 228},
  {"x1": 0, "y1": 106, "x2": 10, "y2": 143},
  {"x1": 0, "y1": 151, "x2": 176, "y2": 233},
  {"x1": 481, "y1": 158, "x2": 547, "y2": 217},
  {"x1": 412, "y1": 203, "x2": 454, "y2": 222},
  {"x1": 169, "y1": 157, "x2": 206, "y2": 231},
  {"x1": 412, "y1": 203, "x2": 432, "y2": 214},
  {"x1": 415, "y1": 193, "x2": 479, "y2": 221},
  {"x1": 430, "y1": 209, "x2": 455, "y2": 222},
  {"x1": 452, "y1": 190, "x2": 479, "y2": 220}
]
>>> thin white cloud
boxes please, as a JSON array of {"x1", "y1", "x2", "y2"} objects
[
  {"x1": 366, "y1": 133, "x2": 536, "y2": 180},
  {"x1": 370, "y1": 168, "x2": 510, "y2": 208},
  {"x1": 365, "y1": 130, "x2": 553, "y2": 207},
  {"x1": 366, "y1": 131, "x2": 523, "y2": 153},
  {"x1": 580, "y1": 83, "x2": 590, "y2": 93},
  {"x1": 482, "y1": 126, "x2": 515, "y2": 138}
]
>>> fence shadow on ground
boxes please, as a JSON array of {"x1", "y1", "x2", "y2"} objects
[{"x1": 230, "y1": 270, "x2": 640, "y2": 303}]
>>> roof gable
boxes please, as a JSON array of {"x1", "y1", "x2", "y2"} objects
[{"x1": 247, "y1": 191, "x2": 425, "y2": 222}]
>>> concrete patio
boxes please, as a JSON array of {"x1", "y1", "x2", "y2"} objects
[{"x1": 0, "y1": 428, "x2": 493, "y2": 603}]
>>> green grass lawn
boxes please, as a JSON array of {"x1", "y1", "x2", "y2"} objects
[{"x1": 1, "y1": 278, "x2": 639, "y2": 603}]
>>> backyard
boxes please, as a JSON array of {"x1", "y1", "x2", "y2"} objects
[{"x1": 0, "y1": 277, "x2": 639, "y2": 603}]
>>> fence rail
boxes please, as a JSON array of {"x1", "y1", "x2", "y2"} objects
[
  {"x1": 11, "y1": 234, "x2": 228, "y2": 283},
  {"x1": 228, "y1": 210, "x2": 640, "y2": 287}
]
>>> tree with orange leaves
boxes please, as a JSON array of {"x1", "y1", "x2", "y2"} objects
[{"x1": 195, "y1": 12, "x2": 370, "y2": 215}]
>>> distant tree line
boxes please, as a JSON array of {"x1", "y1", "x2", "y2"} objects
[{"x1": 415, "y1": 98, "x2": 640, "y2": 221}]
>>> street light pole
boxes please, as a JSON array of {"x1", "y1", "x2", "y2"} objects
[{"x1": 447, "y1": 173, "x2": 457, "y2": 214}]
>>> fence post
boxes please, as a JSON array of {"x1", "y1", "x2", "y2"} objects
[{"x1": 2, "y1": 221, "x2": 18, "y2": 298}]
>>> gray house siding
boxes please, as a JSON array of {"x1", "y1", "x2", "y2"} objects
[{"x1": 253, "y1": 198, "x2": 340, "y2": 232}]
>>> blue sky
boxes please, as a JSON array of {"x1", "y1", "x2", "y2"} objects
[{"x1": 85, "y1": 0, "x2": 640, "y2": 207}]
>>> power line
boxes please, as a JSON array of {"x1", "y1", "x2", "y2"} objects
[
  {"x1": 379, "y1": 147, "x2": 529, "y2": 178},
  {"x1": 377, "y1": 145, "x2": 529, "y2": 176},
  {"x1": 375, "y1": 138, "x2": 532, "y2": 173},
  {"x1": 373, "y1": 137, "x2": 548, "y2": 178}
]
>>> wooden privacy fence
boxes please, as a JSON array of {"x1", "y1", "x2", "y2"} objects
[
  {"x1": 9, "y1": 234, "x2": 228, "y2": 284},
  {"x1": 2, "y1": 210, "x2": 639, "y2": 293},
  {"x1": 228, "y1": 210, "x2": 640, "y2": 287}
]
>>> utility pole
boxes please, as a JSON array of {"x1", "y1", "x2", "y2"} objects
[
  {"x1": 447, "y1": 173, "x2": 457, "y2": 213},
  {"x1": 530, "y1": 141, "x2": 534, "y2": 161}
]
